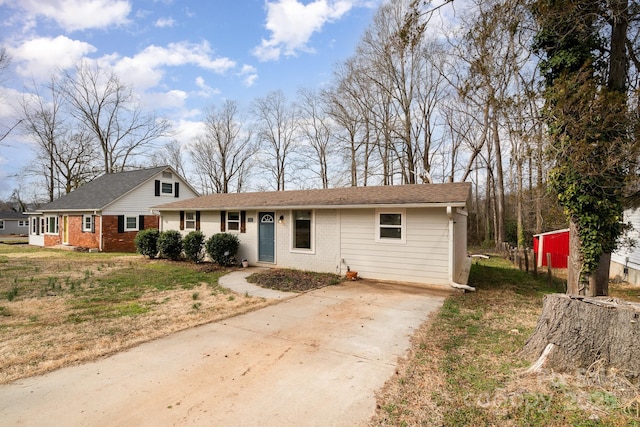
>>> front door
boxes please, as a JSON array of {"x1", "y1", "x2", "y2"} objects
[
  {"x1": 258, "y1": 212, "x2": 275, "y2": 263},
  {"x1": 62, "y1": 215, "x2": 69, "y2": 244}
]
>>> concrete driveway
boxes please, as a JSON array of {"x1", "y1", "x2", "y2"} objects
[{"x1": 0, "y1": 276, "x2": 448, "y2": 426}]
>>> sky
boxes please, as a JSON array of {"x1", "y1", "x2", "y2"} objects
[{"x1": 0, "y1": 0, "x2": 384, "y2": 200}]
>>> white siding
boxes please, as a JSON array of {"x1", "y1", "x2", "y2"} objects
[
  {"x1": 104, "y1": 173, "x2": 198, "y2": 216},
  {"x1": 612, "y1": 207, "x2": 640, "y2": 284},
  {"x1": 340, "y1": 208, "x2": 450, "y2": 285},
  {"x1": 273, "y1": 209, "x2": 341, "y2": 274}
]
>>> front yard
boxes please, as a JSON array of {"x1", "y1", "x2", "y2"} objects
[{"x1": 0, "y1": 245, "x2": 275, "y2": 384}]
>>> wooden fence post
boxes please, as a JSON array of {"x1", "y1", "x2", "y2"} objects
[{"x1": 524, "y1": 249, "x2": 529, "y2": 273}]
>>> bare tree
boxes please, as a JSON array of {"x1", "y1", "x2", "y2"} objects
[
  {"x1": 150, "y1": 139, "x2": 187, "y2": 177},
  {"x1": 251, "y1": 90, "x2": 298, "y2": 191},
  {"x1": 296, "y1": 87, "x2": 335, "y2": 189},
  {"x1": 61, "y1": 60, "x2": 171, "y2": 174},
  {"x1": 21, "y1": 77, "x2": 98, "y2": 200},
  {"x1": 190, "y1": 100, "x2": 255, "y2": 194}
]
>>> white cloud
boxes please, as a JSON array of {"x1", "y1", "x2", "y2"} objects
[
  {"x1": 141, "y1": 89, "x2": 188, "y2": 110},
  {"x1": 112, "y1": 41, "x2": 236, "y2": 91},
  {"x1": 253, "y1": 0, "x2": 354, "y2": 61},
  {"x1": 194, "y1": 76, "x2": 220, "y2": 98},
  {"x1": 8, "y1": 35, "x2": 97, "y2": 80},
  {"x1": 14, "y1": 0, "x2": 131, "y2": 32},
  {"x1": 238, "y1": 65, "x2": 258, "y2": 87},
  {"x1": 155, "y1": 17, "x2": 176, "y2": 28}
]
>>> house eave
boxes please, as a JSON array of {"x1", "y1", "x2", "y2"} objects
[{"x1": 155, "y1": 202, "x2": 468, "y2": 212}]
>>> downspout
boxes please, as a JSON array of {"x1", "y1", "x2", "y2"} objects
[{"x1": 448, "y1": 205, "x2": 476, "y2": 292}]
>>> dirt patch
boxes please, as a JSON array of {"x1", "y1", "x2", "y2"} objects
[{"x1": 245, "y1": 269, "x2": 342, "y2": 292}]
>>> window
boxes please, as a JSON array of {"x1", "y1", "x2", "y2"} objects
[
  {"x1": 161, "y1": 182, "x2": 173, "y2": 195},
  {"x1": 83, "y1": 215, "x2": 94, "y2": 232},
  {"x1": 18, "y1": 220, "x2": 28, "y2": 227},
  {"x1": 0, "y1": 220, "x2": 4, "y2": 230},
  {"x1": 293, "y1": 210, "x2": 313, "y2": 251},
  {"x1": 125, "y1": 216, "x2": 138, "y2": 231},
  {"x1": 227, "y1": 211, "x2": 240, "y2": 231},
  {"x1": 46, "y1": 216, "x2": 59, "y2": 234},
  {"x1": 32, "y1": 218, "x2": 38, "y2": 234},
  {"x1": 376, "y1": 210, "x2": 405, "y2": 243},
  {"x1": 185, "y1": 212, "x2": 196, "y2": 230}
]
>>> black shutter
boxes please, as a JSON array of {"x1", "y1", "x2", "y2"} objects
[
  {"x1": 155, "y1": 180, "x2": 160, "y2": 196},
  {"x1": 240, "y1": 211, "x2": 246, "y2": 233},
  {"x1": 139, "y1": 215, "x2": 145, "y2": 230},
  {"x1": 174, "y1": 182, "x2": 180, "y2": 198},
  {"x1": 196, "y1": 211, "x2": 201, "y2": 231},
  {"x1": 220, "y1": 211, "x2": 226, "y2": 232},
  {"x1": 117, "y1": 215, "x2": 124, "y2": 233},
  {"x1": 180, "y1": 211, "x2": 185, "y2": 230}
]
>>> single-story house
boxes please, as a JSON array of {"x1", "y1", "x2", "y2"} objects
[
  {"x1": 28, "y1": 166, "x2": 199, "y2": 252},
  {"x1": 533, "y1": 228, "x2": 569, "y2": 269},
  {"x1": 154, "y1": 183, "x2": 472, "y2": 288},
  {"x1": 611, "y1": 207, "x2": 640, "y2": 284},
  {"x1": 0, "y1": 211, "x2": 29, "y2": 236}
]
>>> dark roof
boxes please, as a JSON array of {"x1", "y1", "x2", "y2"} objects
[
  {"x1": 154, "y1": 182, "x2": 471, "y2": 211},
  {"x1": 35, "y1": 166, "x2": 170, "y2": 212},
  {"x1": 0, "y1": 211, "x2": 27, "y2": 220}
]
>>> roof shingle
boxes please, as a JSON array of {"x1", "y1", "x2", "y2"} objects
[
  {"x1": 35, "y1": 166, "x2": 169, "y2": 212},
  {"x1": 154, "y1": 182, "x2": 471, "y2": 211}
]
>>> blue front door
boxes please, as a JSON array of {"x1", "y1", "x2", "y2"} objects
[{"x1": 258, "y1": 212, "x2": 275, "y2": 263}]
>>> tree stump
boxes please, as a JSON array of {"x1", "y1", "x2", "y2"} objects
[{"x1": 521, "y1": 294, "x2": 640, "y2": 378}]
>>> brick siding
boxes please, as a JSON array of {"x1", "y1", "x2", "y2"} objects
[{"x1": 102, "y1": 215, "x2": 159, "y2": 252}]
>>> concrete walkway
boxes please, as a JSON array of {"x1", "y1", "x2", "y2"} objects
[
  {"x1": 218, "y1": 267, "x2": 295, "y2": 299},
  {"x1": 0, "y1": 276, "x2": 448, "y2": 426}
]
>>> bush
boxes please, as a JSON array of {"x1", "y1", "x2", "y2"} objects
[
  {"x1": 158, "y1": 230, "x2": 183, "y2": 261},
  {"x1": 183, "y1": 230, "x2": 205, "y2": 263},
  {"x1": 134, "y1": 228, "x2": 160, "y2": 259},
  {"x1": 205, "y1": 233, "x2": 240, "y2": 266}
]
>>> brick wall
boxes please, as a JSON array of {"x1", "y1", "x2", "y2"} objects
[
  {"x1": 67, "y1": 215, "x2": 100, "y2": 249},
  {"x1": 102, "y1": 215, "x2": 159, "y2": 252},
  {"x1": 44, "y1": 233, "x2": 61, "y2": 246}
]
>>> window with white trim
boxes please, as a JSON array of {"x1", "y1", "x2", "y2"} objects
[
  {"x1": 83, "y1": 215, "x2": 94, "y2": 232},
  {"x1": 185, "y1": 212, "x2": 196, "y2": 230},
  {"x1": 0, "y1": 220, "x2": 4, "y2": 230},
  {"x1": 161, "y1": 182, "x2": 174, "y2": 195},
  {"x1": 125, "y1": 216, "x2": 138, "y2": 231},
  {"x1": 227, "y1": 211, "x2": 240, "y2": 232},
  {"x1": 375, "y1": 210, "x2": 406, "y2": 243},
  {"x1": 292, "y1": 210, "x2": 313, "y2": 251},
  {"x1": 18, "y1": 220, "x2": 28, "y2": 227},
  {"x1": 46, "y1": 216, "x2": 59, "y2": 234}
]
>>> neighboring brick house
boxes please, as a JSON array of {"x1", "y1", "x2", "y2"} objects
[
  {"x1": 154, "y1": 183, "x2": 472, "y2": 288},
  {"x1": 0, "y1": 211, "x2": 29, "y2": 236},
  {"x1": 27, "y1": 166, "x2": 199, "y2": 252}
]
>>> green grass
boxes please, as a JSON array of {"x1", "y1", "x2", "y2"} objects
[{"x1": 374, "y1": 256, "x2": 639, "y2": 426}]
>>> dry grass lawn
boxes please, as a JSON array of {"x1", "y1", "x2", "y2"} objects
[{"x1": 0, "y1": 244, "x2": 274, "y2": 384}]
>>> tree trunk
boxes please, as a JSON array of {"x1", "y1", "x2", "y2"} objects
[
  {"x1": 567, "y1": 219, "x2": 612, "y2": 296},
  {"x1": 522, "y1": 293, "x2": 640, "y2": 378}
]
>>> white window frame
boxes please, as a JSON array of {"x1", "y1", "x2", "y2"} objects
[
  {"x1": 227, "y1": 211, "x2": 240, "y2": 232},
  {"x1": 290, "y1": 209, "x2": 315, "y2": 253},
  {"x1": 375, "y1": 209, "x2": 406, "y2": 244},
  {"x1": 83, "y1": 215, "x2": 94, "y2": 232},
  {"x1": 0, "y1": 220, "x2": 4, "y2": 230},
  {"x1": 185, "y1": 211, "x2": 196, "y2": 230},
  {"x1": 18, "y1": 220, "x2": 28, "y2": 227},
  {"x1": 161, "y1": 182, "x2": 174, "y2": 196},
  {"x1": 46, "y1": 216, "x2": 59, "y2": 235},
  {"x1": 125, "y1": 216, "x2": 138, "y2": 232}
]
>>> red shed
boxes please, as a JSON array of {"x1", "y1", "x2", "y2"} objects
[{"x1": 533, "y1": 228, "x2": 569, "y2": 269}]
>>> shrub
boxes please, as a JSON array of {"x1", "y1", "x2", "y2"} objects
[
  {"x1": 205, "y1": 233, "x2": 240, "y2": 266},
  {"x1": 183, "y1": 230, "x2": 206, "y2": 263},
  {"x1": 158, "y1": 230, "x2": 183, "y2": 261},
  {"x1": 134, "y1": 228, "x2": 160, "y2": 259}
]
